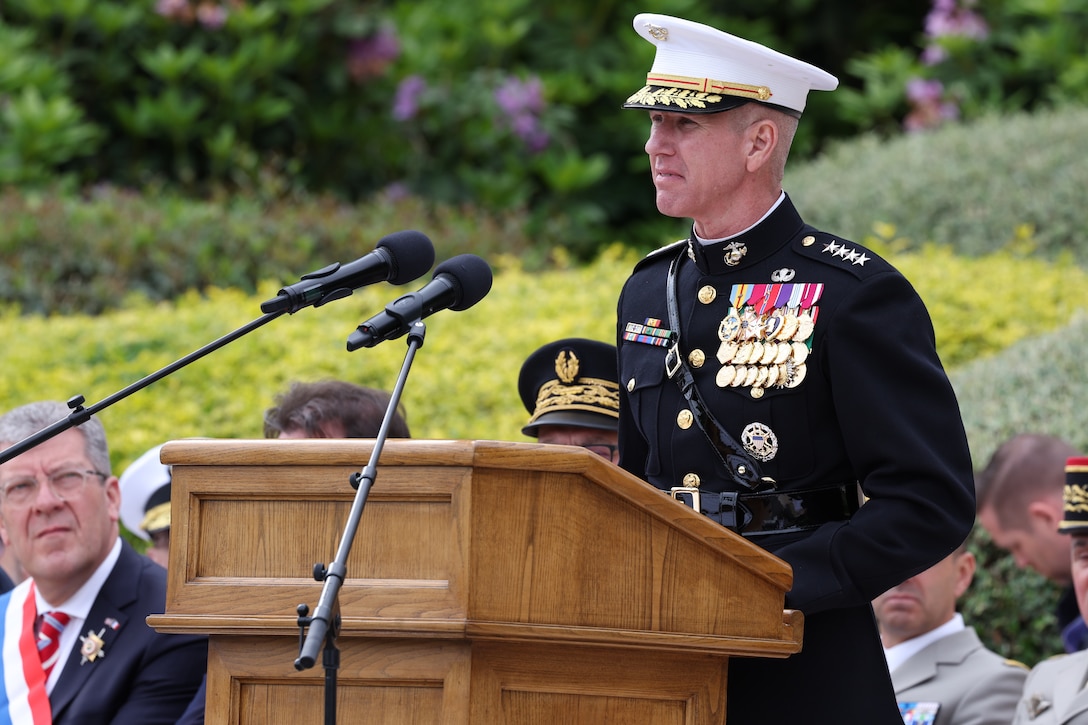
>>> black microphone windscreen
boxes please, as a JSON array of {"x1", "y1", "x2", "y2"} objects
[
  {"x1": 435, "y1": 254, "x2": 493, "y2": 311},
  {"x1": 378, "y1": 230, "x2": 436, "y2": 285}
]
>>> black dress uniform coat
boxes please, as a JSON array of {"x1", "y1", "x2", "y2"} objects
[{"x1": 616, "y1": 195, "x2": 976, "y2": 724}]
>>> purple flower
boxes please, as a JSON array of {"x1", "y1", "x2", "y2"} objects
[
  {"x1": 494, "y1": 76, "x2": 545, "y2": 116},
  {"x1": 903, "y1": 78, "x2": 960, "y2": 132},
  {"x1": 906, "y1": 78, "x2": 945, "y2": 104},
  {"x1": 347, "y1": 27, "x2": 400, "y2": 82},
  {"x1": 925, "y1": 0, "x2": 989, "y2": 40},
  {"x1": 195, "y1": 2, "x2": 228, "y2": 29},
  {"x1": 155, "y1": 0, "x2": 192, "y2": 22},
  {"x1": 493, "y1": 76, "x2": 550, "y2": 152},
  {"x1": 393, "y1": 75, "x2": 427, "y2": 121}
]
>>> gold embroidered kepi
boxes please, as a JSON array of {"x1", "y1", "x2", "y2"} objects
[
  {"x1": 519, "y1": 338, "x2": 620, "y2": 437},
  {"x1": 622, "y1": 14, "x2": 838, "y2": 117},
  {"x1": 118, "y1": 444, "x2": 172, "y2": 539},
  {"x1": 1059, "y1": 456, "x2": 1088, "y2": 534}
]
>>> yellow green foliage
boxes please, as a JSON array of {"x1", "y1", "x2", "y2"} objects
[
  {"x1": 1, "y1": 241, "x2": 1084, "y2": 480},
  {"x1": 864, "y1": 224, "x2": 1088, "y2": 367}
]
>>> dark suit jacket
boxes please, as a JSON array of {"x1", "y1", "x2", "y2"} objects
[{"x1": 49, "y1": 540, "x2": 207, "y2": 724}]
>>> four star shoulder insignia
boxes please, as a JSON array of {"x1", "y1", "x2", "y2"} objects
[{"x1": 819, "y1": 239, "x2": 868, "y2": 266}]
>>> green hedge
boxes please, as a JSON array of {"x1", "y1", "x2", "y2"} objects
[
  {"x1": 0, "y1": 188, "x2": 539, "y2": 315},
  {"x1": 786, "y1": 106, "x2": 1088, "y2": 265}
]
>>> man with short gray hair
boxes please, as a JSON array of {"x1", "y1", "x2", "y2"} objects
[{"x1": 0, "y1": 400, "x2": 206, "y2": 724}]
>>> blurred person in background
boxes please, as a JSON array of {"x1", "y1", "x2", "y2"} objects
[
  {"x1": 874, "y1": 542, "x2": 1027, "y2": 724},
  {"x1": 119, "y1": 443, "x2": 172, "y2": 569},
  {"x1": 976, "y1": 433, "x2": 1087, "y2": 652},
  {"x1": 1014, "y1": 457, "x2": 1088, "y2": 724},
  {"x1": 263, "y1": 379, "x2": 410, "y2": 439},
  {"x1": 519, "y1": 338, "x2": 620, "y2": 463}
]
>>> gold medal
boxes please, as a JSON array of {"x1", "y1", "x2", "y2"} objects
[
  {"x1": 730, "y1": 366, "x2": 748, "y2": 387},
  {"x1": 759, "y1": 342, "x2": 778, "y2": 365},
  {"x1": 765, "y1": 364, "x2": 780, "y2": 387},
  {"x1": 774, "y1": 341, "x2": 792, "y2": 365},
  {"x1": 717, "y1": 340, "x2": 739, "y2": 364},
  {"x1": 794, "y1": 311, "x2": 815, "y2": 342},
  {"x1": 753, "y1": 366, "x2": 769, "y2": 388},
  {"x1": 743, "y1": 365, "x2": 760, "y2": 387},
  {"x1": 791, "y1": 341, "x2": 809, "y2": 365},
  {"x1": 716, "y1": 365, "x2": 736, "y2": 387},
  {"x1": 733, "y1": 341, "x2": 754, "y2": 365},
  {"x1": 777, "y1": 311, "x2": 799, "y2": 341},
  {"x1": 718, "y1": 312, "x2": 741, "y2": 342}
]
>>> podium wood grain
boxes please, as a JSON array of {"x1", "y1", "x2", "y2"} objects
[{"x1": 148, "y1": 439, "x2": 802, "y2": 724}]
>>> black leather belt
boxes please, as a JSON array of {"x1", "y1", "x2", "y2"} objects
[{"x1": 669, "y1": 483, "x2": 860, "y2": 536}]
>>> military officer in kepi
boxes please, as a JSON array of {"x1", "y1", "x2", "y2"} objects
[
  {"x1": 1014, "y1": 457, "x2": 1088, "y2": 725},
  {"x1": 519, "y1": 338, "x2": 621, "y2": 464},
  {"x1": 615, "y1": 13, "x2": 976, "y2": 724}
]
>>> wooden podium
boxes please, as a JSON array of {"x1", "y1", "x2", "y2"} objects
[{"x1": 149, "y1": 439, "x2": 802, "y2": 724}]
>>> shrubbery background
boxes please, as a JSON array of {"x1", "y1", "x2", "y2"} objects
[{"x1": 3, "y1": 0, "x2": 1088, "y2": 669}]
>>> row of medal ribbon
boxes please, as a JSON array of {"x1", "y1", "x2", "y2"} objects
[{"x1": 713, "y1": 282, "x2": 824, "y2": 394}]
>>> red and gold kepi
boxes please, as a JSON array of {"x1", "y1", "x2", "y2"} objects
[
  {"x1": 1059, "y1": 456, "x2": 1088, "y2": 534},
  {"x1": 622, "y1": 14, "x2": 838, "y2": 118}
]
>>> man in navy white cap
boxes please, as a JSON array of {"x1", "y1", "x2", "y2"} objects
[
  {"x1": 519, "y1": 338, "x2": 620, "y2": 463},
  {"x1": 1014, "y1": 457, "x2": 1088, "y2": 724},
  {"x1": 118, "y1": 444, "x2": 172, "y2": 569},
  {"x1": 614, "y1": 14, "x2": 975, "y2": 723}
]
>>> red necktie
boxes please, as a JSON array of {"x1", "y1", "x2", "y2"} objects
[{"x1": 37, "y1": 610, "x2": 70, "y2": 679}]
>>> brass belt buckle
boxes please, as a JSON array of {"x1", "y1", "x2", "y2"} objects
[{"x1": 669, "y1": 486, "x2": 701, "y2": 512}]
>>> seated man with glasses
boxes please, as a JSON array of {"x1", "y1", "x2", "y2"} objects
[
  {"x1": 519, "y1": 338, "x2": 620, "y2": 463},
  {"x1": 0, "y1": 400, "x2": 207, "y2": 724}
]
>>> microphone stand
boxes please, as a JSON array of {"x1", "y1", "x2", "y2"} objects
[
  {"x1": 294, "y1": 319, "x2": 427, "y2": 725},
  {"x1": 0, "y1": 310, "x2": 286, "y2": 465}
]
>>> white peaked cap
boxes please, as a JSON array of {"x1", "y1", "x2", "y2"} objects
[
  {"x1": 623, "y1": 13, "x2": 838, "y2": 116},
  {"x1": 119, "y1": 443, "x2": 170, "y2": 541}
]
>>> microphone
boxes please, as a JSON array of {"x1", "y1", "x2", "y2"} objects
[
  {"x1": 260, "y1": 230, "x2": 435, "y2": 314},
  {"x1": 346, "y1": 254, "x2": 493, "y2": 351}
]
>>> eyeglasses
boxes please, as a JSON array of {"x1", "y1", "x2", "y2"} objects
[
  {"x1": 0, "y1": 469, "x2": 107, "y2": 507},
  {"x1": 583, "y1": 444, "x2": 619, "y2": 460}
]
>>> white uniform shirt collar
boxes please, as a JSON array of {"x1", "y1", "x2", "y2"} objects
[
  {"x1": 694, "y1": 191, "x2": 786, "y2": 245},
  {"x1": 883, "y1": 612, "x2": 965, "y2": 675}
]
